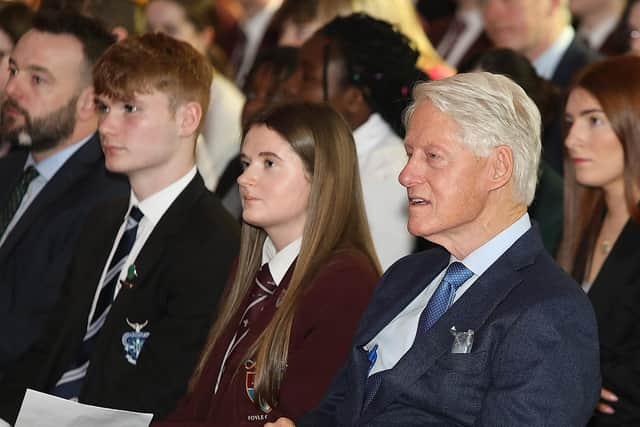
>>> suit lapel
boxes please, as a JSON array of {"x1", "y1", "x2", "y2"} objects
[
  {"x1": 343, "y1": 248, "x2": 450, "y2": 423},
  {"x1": 104, "y1": 174, "x2": 207, "y2": 321},
  {"x1": 0, "y1": 135, "x2": 103, "y2": 259},
  {"x1": 359, "y1": 228, "x2": 543, "y2": 424},
  {"x1": 355, "y1": 247, "x2": 450, "y2": 347}
]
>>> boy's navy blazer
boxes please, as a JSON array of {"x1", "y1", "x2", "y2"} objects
[{"x1": 0, "y1": 172, "x2": 240, "y2": 424}]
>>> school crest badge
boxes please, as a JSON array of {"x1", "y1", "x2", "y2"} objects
[
  {"x1": 122, "y1": 318, "x2": 150, "y2": 365},
  {"x1": 245, "y1": 359, "x2": 272, "y2": 413}
]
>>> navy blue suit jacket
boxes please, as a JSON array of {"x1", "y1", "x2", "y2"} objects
[
  {"x1": 299, "y1": 227, "x2": 601, "y2": 426},
  {"x1": 551, "y1": 35, "x2": 600, "y2": 89},
  {"x1": 0, "y1": 134, "x2": 128, "y2": 369}
]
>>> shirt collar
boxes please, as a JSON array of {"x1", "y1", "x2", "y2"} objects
[
  {"x1": 352, "y1": 113, "x2": 396, "y2": 158},
  {"x1": 241, "y1": 0, "x2": 282, "y2": 41},
  {"x1": 579, "y1": 14, "x2": 619, "y2": 50},
  {"x1": 458, "y1": 8, "x2": 483, "y2": 31},
  {"x1": 25, "y1": 132, "x2": 94, "y2": 181},
  {"x1": 128, "y1": 167, "x2": 197, "y2": 226},
  {"x1": 533, "y1": 26, "x2": 575, "y2": 80},
  {"x1": 261, "y1": 236, "x2": 301, "y2": 286},
  {"x1": 451, "y1": 213, "x2": 531, "y2": 277}
]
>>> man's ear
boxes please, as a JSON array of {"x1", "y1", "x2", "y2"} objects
[
  {"x1": 176, "y1": 101, "x2": 203, "y2": 138},
  {"x1": 487, "y1": 145, "x2": 514, "y2": 191},
  {"x1": 76, "y1": 86, "x2": 96, "y2": 121}
]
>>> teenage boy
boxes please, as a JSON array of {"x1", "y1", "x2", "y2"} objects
[{"x1": 0, "y1": 33, "x2": 240, "y2": 424}]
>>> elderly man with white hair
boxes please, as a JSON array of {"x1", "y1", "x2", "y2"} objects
[{"x1": 267, "y1": 72, "x2": 600, "y2": 427}]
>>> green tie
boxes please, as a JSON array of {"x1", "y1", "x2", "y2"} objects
[{"x1": 0, "y1": 166, "x2": 40, "y2": 237}]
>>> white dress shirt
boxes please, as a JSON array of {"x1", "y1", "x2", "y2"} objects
[
  {"x1": 437, "y1": 8, "x2": 484, "y2": 68},
  {"x1": 196, "y1": 73, "x2": 245, "y2": 191},
  {"x1": 234, "y1": 0, "x2": 283, "y2": 87},
  {"x1": 85, "y1": 167, "x2": 197, "y2": 326},
  {"x1": 578, "y1": 14, "x2": 619, "y2": 51},
  {"x1": 366, "y1": 213, "x2": 532, "y2": 376},
  {"x1": 261, "y1": 236, "x2": 301, "y2": 285},
  {"x1": 0, "y1": 133, "x2": 93, "y2": 247},
  {"x1": 353, "y1": 113, "x2": 413, "y2": 270},
  {"x1": 533, "y1": 26, "x2": 575, "y2": 80}
]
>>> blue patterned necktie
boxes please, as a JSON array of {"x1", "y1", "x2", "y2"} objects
[
  {"x1": 0, "y1": 166, "x2": 39, "y2": 237},
  {"x1": 419, "y1": 261, "x2": 473, "y2": 332},
  {"x1": 363, "y1": 262, "x2": 473, "y2": 411},
  {"x1": 52, "y1": 206, "x2": 144, "y2": 400}
]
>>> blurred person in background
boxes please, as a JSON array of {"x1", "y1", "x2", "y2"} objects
[
  {"x1": 273, "y1": 0, "x2": 453, "y2": 79},
  {"x1": 570, "y1": 0, "x2": 629, "y2": 55},
  {"x1": 427, "y1": 0, "x2": 492, "y2": 70},
  {"x1": 483, "y1": 0, "x2": 600, "y2": 174},
  {"x1": 291, "y1": 13, "x2": 426, "y2": 269},
  {"x1": 483, "y1": 0, "x2": 599, "y2": 89},
  {"x1": 227, "y1": 0, "x2": 283, "y2": 86}
]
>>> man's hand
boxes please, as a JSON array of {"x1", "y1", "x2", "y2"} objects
[
  {"x1": 264, "y1": 417, "x2": 296, "y2": 427},
  {"x1": 596, "y1": 387, "x2": 618, "y2": 414}
]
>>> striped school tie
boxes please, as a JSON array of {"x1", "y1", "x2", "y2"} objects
[
  {"x1": 214, "y1": 263, "x2": 277, "y2": 393},
  {"x1": 0, "y1": 166, "x2": 39, "y2": 238},
  {"x1": 52, "y1": 206, "x2": 144, "y2": 400}
]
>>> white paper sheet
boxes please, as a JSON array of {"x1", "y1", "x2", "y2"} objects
[{"x1": 14, "y1": 389, "x2": 152, "y2": 427}]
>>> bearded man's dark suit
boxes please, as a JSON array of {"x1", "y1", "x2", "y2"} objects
[
  {"x1": 0, "y1": 134, "x2": 128, "y2": 369},
  {"x1": 299, "y1": 227, "x2": 601, "y2": 426},
  {"x1": 0, "y1": 172, "x2": 240, "y2": 424}
]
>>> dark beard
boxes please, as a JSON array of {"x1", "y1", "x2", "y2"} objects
[{"x1": 0, "y1": 95, "x2": 78, "y2": 152}]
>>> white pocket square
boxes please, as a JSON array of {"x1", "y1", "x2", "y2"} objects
[{"x1": 450, "y1": 326, "x2": 474, "y2": 354}]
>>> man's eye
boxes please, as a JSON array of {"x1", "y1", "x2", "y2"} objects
[
  {"x1": 123, "y1": 104, "x2": 138, "y2": 113},
  {"x1": 32, "y1": 75, "x2": 43, "y2": 85},
  {"x1": 265, "y1": 159, "x2": 275, "y2": 168}
]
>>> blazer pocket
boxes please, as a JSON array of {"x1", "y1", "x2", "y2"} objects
[{"x1": 435, "y1": 351, "x2": 489, "y2": 375}]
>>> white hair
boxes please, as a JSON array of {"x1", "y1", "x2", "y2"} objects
[{"x1": 404, "y1": 72, "x2": 541, "y2": 206}]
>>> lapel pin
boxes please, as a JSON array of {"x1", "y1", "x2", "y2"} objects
[{"x1": 120, "y1": 264, "x2": 138, "y2": 289}]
